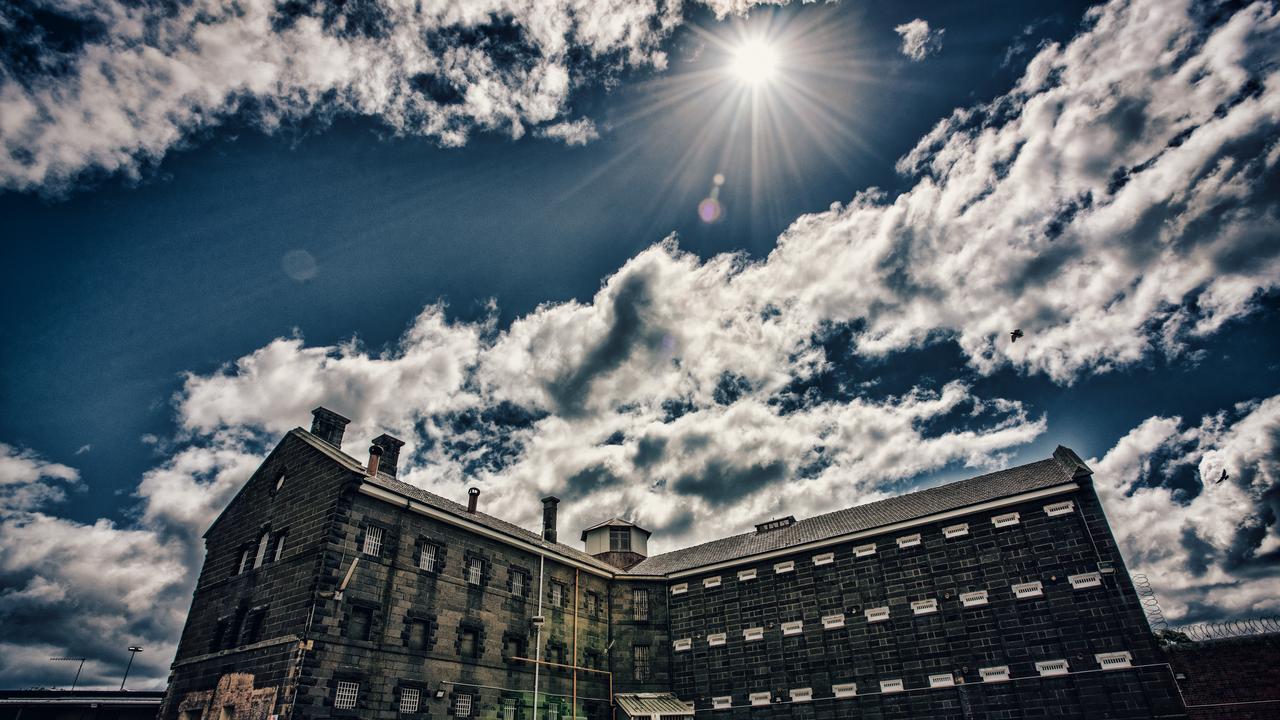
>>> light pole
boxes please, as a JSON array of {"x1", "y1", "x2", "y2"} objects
[
  {"x1": 50, "y1": 657, "x2": 86, "y2": 691},
  {"x1": 120, "y1": 646, "x2": 143, "y2": 691}
]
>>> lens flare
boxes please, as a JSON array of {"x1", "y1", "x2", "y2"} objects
[{"x1": 729, "y1": 39, "x2": 780, "y2": 85}]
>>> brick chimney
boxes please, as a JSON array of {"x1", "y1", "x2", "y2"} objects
[
  {"x1": 371, "y1": 433, "x2": 405, "y2": 478},
  {"x1": 542, "y1": 496, "x2": 560, "y2": 544},
  {"x1": 310, "y1": 407, "x2": 350, "y2": 448}
]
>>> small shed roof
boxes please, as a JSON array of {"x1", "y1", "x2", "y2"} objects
[{"x1": 615, "y1": 694, "x2": 693, "y2": 718}]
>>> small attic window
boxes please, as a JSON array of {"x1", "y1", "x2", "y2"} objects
[
  {"x1": 755, "y1": 516, "x2": 795, "y2": 533},
  {"x1": 274, "y1": 470, "x2": 286, "y2": 493},
  {"x1": 609, "y1": 526, "x2": 631, "y2": 552}
]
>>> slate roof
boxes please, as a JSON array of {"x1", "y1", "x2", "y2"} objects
[
  {"x1": 291, "y1": 429, "x2": 617, "y2": 573},
  {"x1": 625, "y1": 450, "x2": 1087, "y2": 576}
]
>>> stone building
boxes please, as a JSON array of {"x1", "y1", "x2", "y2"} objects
[{"x1": 160, "y1": 407, "x2": 1188, "y2": 720}]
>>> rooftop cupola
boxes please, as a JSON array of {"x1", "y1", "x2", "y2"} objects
[{"x1": 581, "y1": 518, "x2": 650, "y2": 570}]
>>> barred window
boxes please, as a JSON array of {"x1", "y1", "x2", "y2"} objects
[
  {"x1": 550, "y1": 582, "x2": 564, "y2": 607},
  {"x1": 334, "y1": 681, "x2": 359, "y2": 710},
  {"x1": 503, "y1": 699, "x2": 517, "y2": 720},
  {"x1": 419, "y1": 544, "x2": 438, "y2": 572},
  {"x1": 466, "y1": 558, "x2": 484, "y2": 586},
  {"x1": 511, "y1": 570, "x2": 526, "y2": 597},
  {"x1": 633, "y1": 588, "x2": 649, "y2": 621},
  {"x1": 633, "y1": 645, "x2": 651, "y2": 681},
  {"x1": 454, "y1": 694, "x2": 472, "y2": 718},
  {"x1": 400, "y1": 687, "x2": 421, "y2": 714},
  {"x1": 362, "y1": 526, "x2": 383, "y2": 556},
  {"x1": 547, "y1": 705, "x2": 559, "y2": 720}
]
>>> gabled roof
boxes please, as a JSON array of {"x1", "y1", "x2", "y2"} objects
[
  {"x1": 580, "y1": 517, "x2": 651, "y2": 541},
  {"x1": 291, "y1": 429, "x2": 617, "y2": 573},
  {"x1": 625, "y1": 449, "x2": 1086, "y2": 576}
]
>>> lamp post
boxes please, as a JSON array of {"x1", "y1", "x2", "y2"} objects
[{"x1": 120, "y1": 646, "x2": 143, "y2": 691}]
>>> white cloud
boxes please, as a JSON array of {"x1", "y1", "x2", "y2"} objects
[
  {"x1": 1092, "y1": 394, "x2": 1280, "y2": 623},
  {"x1": 0, "y1": 443, "x2": 79, "y2": 513},
  {"x1": 536, "y1": 118, "x2": 600, "y2": 146},
  {"x1": 894, "y1": 18, "x2": 944, "y2": 61}
]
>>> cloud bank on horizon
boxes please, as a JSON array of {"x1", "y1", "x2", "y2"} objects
[{"x1": 2, "y1": 0, "x2": 1280, "y2": 690}]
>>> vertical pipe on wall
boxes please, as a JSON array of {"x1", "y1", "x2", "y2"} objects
[
  {"x1": 534, "y1": 553, "x2": 545, "y2": 720},
  {"x1": 572, "y1": 569, "x2": 580, "y2": 720}
]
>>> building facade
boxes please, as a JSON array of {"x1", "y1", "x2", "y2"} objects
[{"x1": 160, "y1": 408, "x2": 1188, "y2": 720}]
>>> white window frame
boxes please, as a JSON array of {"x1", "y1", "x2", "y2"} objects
[
  {"x1": 545, "y1": 705, "x2": 557, "y2": 720},
  {"x1": 454, "y1": 694, "x2": 473, "y2": 718},
  {"x1": 362, "y1": 526, "x2": 384, "y2": 556},
  {"x1": 865, "y1": 606, "x2": 890, "y2": 623},
  {"x1": 334, "y1": 681, "x2": 359, "y2": 710},
  {"x1": 1069, "y1": 572, "x2": 1102, "y2": 590},
  {"x1": 253, "y1": 531, "x2": 270, "y2": 569},
  {"x1": 960, "y1": 590, "x2": 989, "y2": 607},
  {"x1": 1036, "y1": 659, "x2": 1069, "y2": 677},
  {"x1": 633, "y1": 588, "x2": 649, "y2": 620},
  {"x1": 673, "y1": 638, "x2": 692, "y2": 652},
  {"x1": 781, "y1": 620, "x2": 803, "y2": 636},
  {"x1": 812, "y1": 552, "x2": 834, "y2": 566},
  {"x1": 273, "y1": 533, "x2": 287, "y2": 563},
  {"x1": 879, "y1": 679, "x2": 904, "y2": 694},
  {"x1": 671, "y1": 583, "x2": 688, "y2": 595},
  {"x1": 1044, "y1": 500, "x2": 1075, "y2": 517},
  {"x1": 275, "y1": 471, "x2": 287, "y2": 492},
  {"x1": 928, "y1": 673, "x2": 955, "y2": 689},
  {"x1": 832, "y1": 683, "x2": 857, "y2": 699},
  {"x1": 511, "y1": 570, "x2": 526, "y2": 597},
  {"x1": 896, "y1": 533, "x2": 922, "y2": 549},
  {"x1": 789, "y1": 688, "x2": 812, "y2": 703},
  {"x1": 400, "y1": 687, "x2": 421, "y2": 714},
  {"x1": 1012, "y1": 581, "x2": 1044, "y2": 599},
  {"x1": 239, "y1": 548, "x2": 252, "y2": 574},
  {"x1": 418, "y1": 544, "x2": 437, "y2": 572},
  {"x1": 712, "y1": 697, "x2": 732, "y2": 710},
  {"x1": 707, "y1": 632, "x2": 727, "y2": 647},
  {"x1": 980, "y1": 666, "x2": 1010, "y2": 683},
  {"x1": 551, "y1": 583, "x2": 564, "y2": 607},
  {"x1": 821, "y1": 613, "x2": 845, "y2": 630},
  {"x1": 749, "y1": 692, "x2": 770, "y2": 707},
  {"x1": 1096, "y1": 651, "x2": 1132, "y2": 669},
  {"x1": 503, "y1": 699, "x2": 517, "y2": 720},
  {"x1": 992, "y1": 512, "x2": 1020, "y2": 528},
  {"x1": 774, "y1": 560, "x2": 795, "y2": 574},
  {"x1": 737, "y1": 568, "x2": 757, "y2": 581},
  {"x1": 466, "y1": 558, "x2": 483, "y2": 586},
  {"x1": 854, "y1": 543, "x2": 876, "y2": 557},
  {"x1": 743, "y1": 627, "x2": 764, "y2": 642},
  {"x1": 911, "y1": 598, "x2": 939, "y2": 615},
  {"x1": 942, "y1": 523, "x2": 969, "y2": 539},
  {"x1": 703, "y1": 575, "x2": 722, "y2": 589}
]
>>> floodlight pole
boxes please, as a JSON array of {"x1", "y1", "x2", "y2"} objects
[
  {"x1": 50, "y1": 657, "x2": 86, "y2": 691},
  {"x1": 120, "y1": 646, "x2": 143, "y2": 690}
]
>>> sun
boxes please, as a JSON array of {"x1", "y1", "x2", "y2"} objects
[{"x1": 728, "y1": 39, "x2": 780, "y2": 85}]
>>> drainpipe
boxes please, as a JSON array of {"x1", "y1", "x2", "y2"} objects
[
  {"x1": 534, "y1": 553, "x2": 545, "y2": 720},
  {"x1": 572, "y1": 570, "x2": 579, "y2": 720}
]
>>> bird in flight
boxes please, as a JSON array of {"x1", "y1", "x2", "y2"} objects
[
  {"x1": 1010, "y1": 329, "x2": 1024, "y2": 343},
  {"x1": 1216, "y1": 469, "x2": 1229, "y2": 484}
]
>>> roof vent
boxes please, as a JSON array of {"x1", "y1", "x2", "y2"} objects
[{"x1": 755, "y1": 516, "x2": 795, "y2": 533}]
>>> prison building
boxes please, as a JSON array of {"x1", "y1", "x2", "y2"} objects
[{"x1": 159, "y1": 407, "x2": 1188, "y2": 720}]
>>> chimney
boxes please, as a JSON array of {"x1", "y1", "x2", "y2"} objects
[
  {"x1": 467, "y1": 488, "x2": 480, "y2": 513},
  {"x1": 366, "y1": 444, "x2": 383, "y2": 477},
  {"x1": 310, "y1": 407, "x2": 351, "y2": 448},
  {"x1": 371, "y1": 433, "x2": 405, "y2": 478},
  {"x1": 541, "y1": 496, "x2": 560, "y2": 544}
]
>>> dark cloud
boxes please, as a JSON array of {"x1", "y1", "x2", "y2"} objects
[{"x1": 673, "y1": 458, "x2": 788, "y2": 502}]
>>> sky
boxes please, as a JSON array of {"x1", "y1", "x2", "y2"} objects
[{"x1": 1, "y1": 0, "x2": 1279, "y2": 692}]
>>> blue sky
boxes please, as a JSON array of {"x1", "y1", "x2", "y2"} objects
[{"x1": 2, "y1": 0, "x2": 1279, "y2": 691}]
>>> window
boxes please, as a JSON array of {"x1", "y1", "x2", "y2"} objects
[
  {"x1": 511, "y1": 569, "x2": 527, "y2": 597},
  {"x1": 673, "y1": 638, "x2": 692, "y2": 652},
  {"x1": 400, "y1": 687, "x2": 421, "y2": 714},
  {"x1": 633, "y1": 645, "x2": 651, "y2": 681},
  {"x1": 466, "y1": 558, "x2": 483, "y2": 586},
  {"x1": 781, "y1": 621, "x2": 803, "y2": 636},
  {"x1": 550, "y1": 582, "x2": 564, "y2": 607},
  {"x1": 585, "y1": 592, "x2": 600, "y2": 615},
  {"x1": 219, "y1": 706, "x2": 235, "y2": 720},
  {"x1": 1012, "y1": 581, "x2": 1044, "y2": 599},
  {"x1": 789, "y1": 688, "x2": 812, "y2": 703},
  {"x1": 1069, "y1": 572, "x2": 1103, "y2": 589},
  {"x1": 928, "y1": 673, "x2": 955, "y2": 689},
  {"x1": 633, "y1": 588, "x2": 649, "y2": 620},
  {"x1": 911, "y1": 598, "x2": 939, "y2": 615},
  {"x1": 712, "y1": 696, "x2": 732, "y2": 710},
  {"x1": 707, "y1": 632, "x2": 727, "y2": 647},
  {"x1": 865, "y1": 607, "x2": 890, "y2": 623},
  {"x1": 335, "y1": 681, "x2": 359, "y2": 710},
  {"x1": 505, "y1": 635, "x2": 526, "y2": 660},
  {"x1": 210, "y1": 617, "x2": 231, "y2": 652},
  {"x1": 1036, "y1": 659, "x2": 1069, "y2": 677},
  {"x1": 832, "y1": 683, "x2": 857, "y2": 698},
  {"x1": 610, "y1": 526, "x2": 631, "y2": 551},
  {"x1": 460, "y1": 629, "x2": 479, "y2": 659},
  {"x1": 454, "y1": 694, "x2": 472, "y2": 718},
  {"x1": 812, "y1": 552, "x2": 834, "y2": 566},
  {"x1": 854, "y1": 543, "x2": 876, "y2": 557},
  {"x1": 960, "y1": 590, "x2": 989, "y2": 607},
  {"x1": 749, "y1": 692, "x2": 770, "y2": 707},
  {"x1": 546, "y1": 705, "x2": 559, "y2": 720},
  {"x1": 273, "y1": 533, "x2": 287, "y2": 563},
  {"x1": 737, "y1": 568, "x2": 757, "y2": 581},
  {"x1": 274, "y1": 471, "x2": 287, "y2": 493},
  {"x1": 992, "y1": 512, "x2": 1020, "y2": 528},
  {"x1": 879, "y1": 679, "x2": 904, "y2": 694},
  {"x1": 242, "y1": 608, "x2": 266, "y2": 645},
  {"x1": 980, "y1": 666, "x2": 1010, "y2": 683},
  {"x1": 349, "y1": 607, "x2": 373, "y2": 641},
  {"x1": 703, "y1": 575, "x2": 722, "y2": 589},
  {"x1": 419, "y1": 544, "x2": 438, "y2": 572},
  {"x1": 548, "y1": 642, "x2": 567, "y2": 665},
  {"x1": 670, "y1": 583, "x2": 688, "y2": 595},
  {"x1": 943, "y1": 523, "x2": 969, "y2": 539},
  {"x1": 253, "y1": 530, "x2": 270, "y2": 568},
  {"x1": 773, "y1": 560, "x2": 794, "y2": 574},
  {"x1": 896, "y1": 533, "x2": 922, "y2": 549},
  {"x1": 1096, "y1": 651, "x2": 1132, "y2": 669},
  {"x1": 821, "y1": 613, "x2": 845, "y2": 630},
  {"x1": 238, "y1": 548, "x2": 252, "y2": 574},
  {"x1": 743, "y1": 627, "x2": 764, "y2": 642},
  {"x1": 1044, "y1": 500, "x2": 1075, "y2": 517},
  {"x1": 407, "y1": 620, "x2": 429, "y2": 651},
  {"x1": 503, "y1": 699, "x2": 517, "y2": 720},
  {"x1": 362, "y1": 526, "x2": 384, "y2": 556}
]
